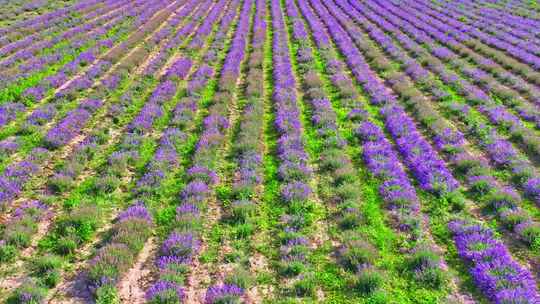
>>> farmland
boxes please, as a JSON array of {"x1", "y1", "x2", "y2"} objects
[{"x1": 1, "y1": 0, "x2": 540, "y2": 303}]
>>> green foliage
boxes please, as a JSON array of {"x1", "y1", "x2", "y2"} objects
[
  {"x1": 0, "y1": 243, "x2": 17, "y2": 263},
  {"x1": 224, "y1": 267, "x2": 253, "y2": 289},
  {"x1": 49, "y1": 203, "x2": 101, "y2": 254},
  {"x1": 30, "y1": 254, "x2": 63, "y2": 287},
  {"x1": 96, "y1": 285, "x2": 120, "y2": 304},
  {"x1": 7, "y1": 280, "x2": 46, "y2": 304},
  {"x1": 353, "y1": 268, "x2": 383, "y2": 295}
]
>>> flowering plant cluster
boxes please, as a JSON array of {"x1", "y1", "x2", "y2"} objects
[
  {"x1": 128, "y1": 80, "x2": 176, "y2": 133},
  {"x1": 204, "y1": 284, "x2": 244, "y2": 304},
  {"x1": 143, "y1": 1, "x2": 202, "y2": 76},
  {"x1": 146, "y1": 1, "x2": 250, "y2": 302},
  {"x1": 166, "y1": 57, "x2": 192, "y2": 82},
  {"x1": 44, "y1": 98, "x2": 103, "y2": 148},
  {"x1": 344, "y1": 0, "x2": 540, "y2": 252},
  {"x1": 268, "y1": 0, "x2": 321, "y2": 297},
  {"x1": 0, "y1": 200, "x2": 48, "y2": 263},
  {"x1": 344, "y1": 0, "x2": 540, "y2": 218},
  {"x1": 0, "y1": 0, "x2": 156, "y2": 109},
  {"x1": 450, "y1": 220, "x2": 540, "y2": 303},
  {"x1": 287, "y1": 0, "x2": 390, "y2": 295},
  {"x1": 321, "y1": 0, "x2": 540, "y2": 298},
  {"x1": 0, "y1": 148, "x2": 48, "y2": 209},
  {"x1": 87, "y1": 203, "x2": 154, "y2": 291}
]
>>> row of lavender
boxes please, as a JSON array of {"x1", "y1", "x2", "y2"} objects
[
  {"x1": 0, "y1": 0, "x2": 199, "y2": 229},
  {"x1": 144, "y1": 0, "x2": 253, "y2": 302},
  {"x1": 267, "y1": 0, "x2": 328, "y2": 299},
  {"x1": 0, "y1": 0, "x2": 174, "y2": 163},
  {"x1": 3, "y1": 0, "x2": 231, "y2": 300},
  {"x1": 0, "y1": 0, "x2": 213, "y2": 300},
  {"x1": 0, "y1": 0, "x2": 185, "y2": 223},
  {"x1": 0, "y1": 0, "x2": 106, "y2": 46},
  {"x1": 301, "y1": 0, "x2": 540, "y2": 302},
  {"x1": 285, "y1": 0, "x2": 395, "y2": 297},
  {"x1": 292, "y1": 0, "x2": 454, "y2": 298},
  {"x1": 204, "y1": 0, "x2": 268, "y2": 298},
  {"x1": 343, "y1": 0, "x2": 540, "y2": 250},
  {"x1": 0, "y1": 0, "x2": 143, "y2": 101}
]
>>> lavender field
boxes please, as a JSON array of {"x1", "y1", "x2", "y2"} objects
[{"x1": 1, "y1": 0, "x2": 540, "y2": 303}]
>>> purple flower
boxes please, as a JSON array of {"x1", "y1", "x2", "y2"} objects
[
  {"x1": 102, "y1": 74, "x2": 120, "y2": 90},
  {"x1": 204, "y1": 284, "x2": 244, "y2": 304},
  {"x1": 281, "y1": 181, "x2": 311, "y2": 203},
  {"x1": 0, "y1": 139, "x2": 18, "y2": 155},
  {"x1": 160, "y1": 232, "x2": 200, "y2": 259},
  {"x1": 449, "y1": 220, "x2": 540, "y2": 301},
  {"x1": 117, "y1": 203, "x2": 152, "y2": 224},
  {"x1": 136, "y1": 170, "x2": 165, "y2": 190},
  {"x1": 13, "y1": 200, "x2": 47, "y2": 218},
  {"x1": 187, "y1": 166, "x2": 219, "y2": 185},
  {"x1": 525, "y1": 178, "x2": 540, "y2": 204},
  {"x1": 485, "y1": 137, "x2": 518, "y2": 166},
  {"x1": 166, "y1": 57, "x2": 192, "y2": 80},
  {"x1": 44, "y1": 72, "x2": 67, "y2": 88},
  {"x1": 145, "y1": 281, "x2": 185, "y2": 302},
  {"x1": 44, "y1": 106, "x2": 93, "y2": 148},
  {"x1": 22, "y1": 86, "x2": 46, "y2": 102},
  {"x1": 181, "y1": 180, "x2": 210, "y2": 204},
  {"x1": 176, "y1": 203, "x2": 200, "y2": 217},
  {"x1": 27, "y1": 104, "x2": 56, "y2": 126},
  {"x1": 0, "y1": 102, "x2": 25, "y2": 126},
  {"x1": 155, "y1": 255, "x2": 191, "y2": 270}
]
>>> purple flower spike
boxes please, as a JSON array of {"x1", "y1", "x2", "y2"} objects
[
  {"x1": 204, "y1": 284, "x2": 244, "y2": 304},
  {"x1": 160, "y1": 232, "x2": 201, "y2": 259},
  {"x1": 117, "y1": 203, "x2": 152, "y2": 224},
  {"x1": 146, "y1": 281, "x2": 185, "y2": 302}
]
